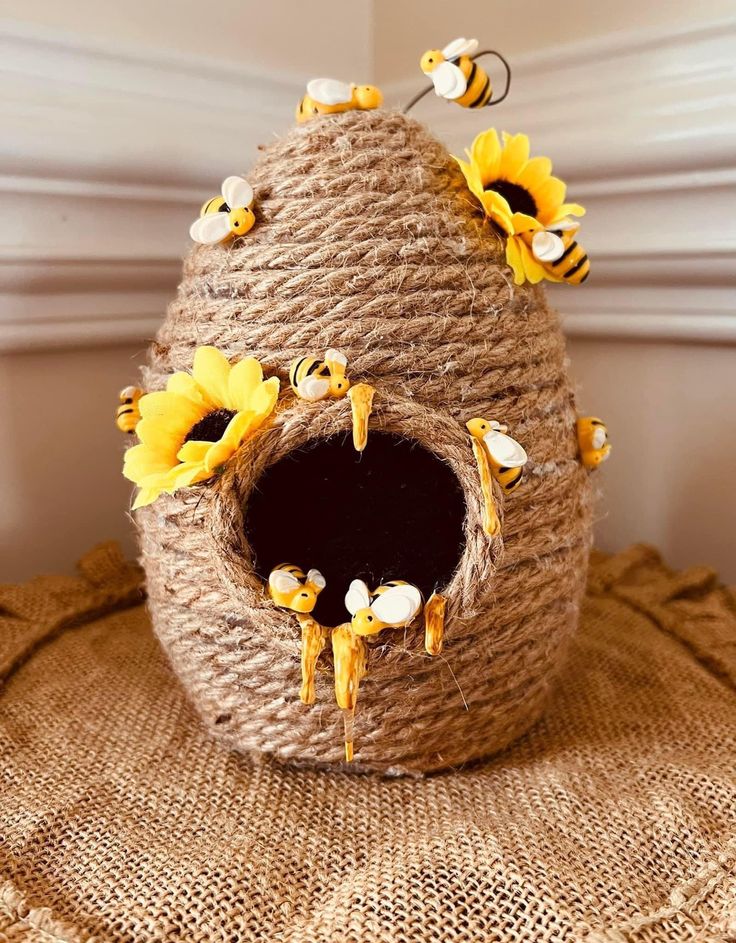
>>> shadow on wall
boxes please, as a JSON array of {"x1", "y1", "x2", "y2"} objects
[{"x1": 0, "y1": 344, "x2": 146, "y2": 582}]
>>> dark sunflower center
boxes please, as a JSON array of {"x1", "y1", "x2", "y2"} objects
[
  {"x1": 184, "y1": 408, "x2": 235, "y2": 443},
  {"x1": 486, "y1": 179, "x2": 538, "y2": 218}
]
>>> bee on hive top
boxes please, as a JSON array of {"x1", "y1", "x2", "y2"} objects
[{"x1": 296, "y1": 79, "x2": 383, "y2": 123}]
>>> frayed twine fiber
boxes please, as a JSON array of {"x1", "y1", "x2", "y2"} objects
[{"x1": 136, "y1": 110, "x2": 594, "y2": 774}]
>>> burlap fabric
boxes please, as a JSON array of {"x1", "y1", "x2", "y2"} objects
[
  {"x1": 1, "y1": 543, "x2": 734, "y2": 942},
  {"x1": 135, "y1": 109, "x2": 593, "y2": 773}
]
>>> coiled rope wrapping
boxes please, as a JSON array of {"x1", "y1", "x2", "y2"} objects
[{"x1": 136, "y1": 110, "x2": 594, "y2": 775}]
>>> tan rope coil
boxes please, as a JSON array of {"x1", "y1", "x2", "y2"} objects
[{"x1": 136, "y1": 109, "x2": 594, "y2": 774}]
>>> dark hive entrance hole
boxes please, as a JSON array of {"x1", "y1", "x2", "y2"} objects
[{"x1": 245, "y1": 432, "x2": 467, "y2": 626}]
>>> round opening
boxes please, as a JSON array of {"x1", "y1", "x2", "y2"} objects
[{"x1": 245, "y1": 432, "x2": 467, "y2": 626}]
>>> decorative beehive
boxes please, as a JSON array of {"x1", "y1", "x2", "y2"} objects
[{"x1": 134, "y1": 109, "x2": 594, "y2": 775}]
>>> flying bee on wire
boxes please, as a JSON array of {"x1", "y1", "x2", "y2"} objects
[
  {"x1": 296, "y1": 78, "x2": 383, "y2": 123},
  {"x1": 189, "y1": 176, "x2": 257, "y2": 245},
  {"x1": 115, "y1": 386, "x2": 143, "y2": 434},
  {"x1": 405, "y1": 37, "x2": 511, "y2": 114},
  {"x1": 290, "y1": 348, "x2": 375, "y2": 452},
  {"x1": 526, "y1": 218, "x2": 591, "y2": 285},
  {"x1": 576, "y1": 417, "x2": 611, "y2": 469},
  {"x1": 466, "y1": 418, "x2": 528, "y2": 537}
]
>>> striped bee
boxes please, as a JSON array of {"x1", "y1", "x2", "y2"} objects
[
  {"x1": 268, "y1": 564, "x2": 326, "y2": 614},
  {"x1": 531, "y1": 220, "x2": 590, "y2": 285},
  {"x1": 296, "y1": 78, "x2": 383, "y2": 123},
  {"x1": 419, "y1": 37, "x2": 510, "y2": 110},
  {"x1": 344, "y1": 579, "x2": 423, "y2": 636},
  {"x1": 576, "y1": 417, "x2": 611, "y2": 469},
  {"x1": 189, "y1": 176, "x2": 256, "y2": 245},
  {"x1": 466, "y1": 418, "x2": 528, "y2": 494},
  {"x1": 289, "y1": 348, "x2": 350, "y2": 402},
  {"x1": 115, "y1": 386, "x2": 143, "y2": 434}
]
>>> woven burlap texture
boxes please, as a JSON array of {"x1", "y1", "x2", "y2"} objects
[
  {"x1": 1, "y1": 542, "x2": 735, "y2": 942},
  {"x1": 135, "y1": 109, "x2": 593, "y2": 773}
]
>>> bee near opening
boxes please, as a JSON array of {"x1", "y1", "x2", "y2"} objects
[{"x1": 245, "y1": 432, "x2": 467, "y2": 627}]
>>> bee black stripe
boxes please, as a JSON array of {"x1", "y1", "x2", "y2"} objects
[
  {"x1": 557, "y1": 241, "x2": 578, "y2": 264},
  {"x1": 291, "y1": 357, "x2": 307, "y2": 382},
  {"x1": 306, "y1": 360, "x2": 322, "y2": 376},
  {"x1": 564, "y1": 255, "x2": 589, "y2": 279},
  {"x1": 465, "y1": 61, "x2": 477, "y2": 90},
  {"x1": 469, "y1": 76, "x2": 490, "y2": 108},
  {"x1": 580, "y1": 270, "x2": 590, "y2": 283},
  {"x1": 118, "y1": 407, "x2": 135, "y2": 416}
]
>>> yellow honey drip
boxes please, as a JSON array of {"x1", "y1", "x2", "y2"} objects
[
  {"x1": 296, "y1": 615, "x2": 327, "y2": 705},
  {"x1": 331, "y1": 624, "x2": 367, "y2": 761},
  {"x1": 471, "y1": 436, "x2": 501, "y2": 537},
  {"x1": 347, "y1": 383, "x2": 375, "y2": 452},
  {"x1": 423, "y1": 593, "x2": 447, "y2": 656}
]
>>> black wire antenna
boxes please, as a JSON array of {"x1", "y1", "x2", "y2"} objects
[{"x1": 403, "y1": 50, "x2": 512, "y2": 114}]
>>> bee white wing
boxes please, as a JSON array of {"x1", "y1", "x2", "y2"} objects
[
  {"x1": 189, "y1": 212, "x2": 230, "y2": 245},
  {"x1": 441, "y1": 37, "x2": 479, "y2": 60},
  {"x1": 431, "y1": 60, "x2": 467, "y2": 99},
  {"x1": 592, "y1": 427, "x2": 608, "y2": 449},
  {"x1": 345, "y1": 579, "x2": 372, "y2": 616},
  {"x1": 372, "y1": 585, "x2": 422, "y2": 627},
  {"x1": 483, "y1": 430, "x2": 528, "y2": 468},
  {"x1": 297, "y1": 375, "x2": 331, "y2": 401},
  {"x1": 306, "y1": 568, "x2": 326, "y2": 590},
  {"x1": 222, "y1": 175, "x2": 254, "y2": 209},
  {"x1": 306, "y1": 78, "x2": 353, "y2": 106},
  {"x1": 269, "y1": 570, "x2": 302, "y2": 594},
  {"x1": 553, "y1": 217, "x2": 580, "y2": 232},
  {"x1": 324, "y1": 348, "x2": 347, "y2": 370},
  {"x1": 531, "y1": 230, "x2": 565, "y2": 263}
]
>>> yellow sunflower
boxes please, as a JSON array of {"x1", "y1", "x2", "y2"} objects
[
  {"x1": 454, "y1": 129, "x2": 586, "y2": 286},
  {"x1": 123, "y1": 347, "x2": 279, "y2": 510}
]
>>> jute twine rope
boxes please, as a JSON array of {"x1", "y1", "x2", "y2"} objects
[{"x1": 136, "y1": 110, "x2": 594, "y2": 774}]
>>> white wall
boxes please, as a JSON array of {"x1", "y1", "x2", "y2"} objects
[{"x1": 1, "y1": 2, "x2": 734, "y2": 581}]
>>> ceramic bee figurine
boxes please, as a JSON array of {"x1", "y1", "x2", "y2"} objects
[
  {"x1": 345, "y1": 579, "x2": 424, "y2": 635},
  {"x1": 290, "y1": 349, "x2": 374, "y2": 452},
  {"x1": 577, "y1": 417, "x2": 611, "y2": 469},
  {"x1": 268, "y1": 564, "x2": 327, "y2": 706},
  {"x1": 268, "y1": 564, "x2": 326, "y2": 613},
  {"x1": 289, "y1": 349, "x2": 351, "y2": 401},
  {"x1": 115, "y1": 386, "x2": 143, "y2": 434},
  {"x1": 523, "y1": 218, "x2": 591, "y2": 286},
  {"x1": 407, "y1": 37, "x2": 511, "y2": 113},
  {"x1": 189, "y1": 176, "x2": 256, "y2": 245},
  {"x1": 296, "y1": 79, "x2": 383, "y2": 123},
  {"x1": 466, "y1": 418, "x2": 529, "y2": 537}
]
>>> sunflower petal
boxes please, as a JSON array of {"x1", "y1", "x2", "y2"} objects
[
  {"x1": 123, "y1": 443, "x2": 172, "y2": 483},
  {"x1": 249, "y1": 376, "x2": 280, "y2": 420},
  {"x1": 518, "y1": 155, "x2": 553, "y2": 189},
  {"x1": 555, "y1": 202, "x2": 586, "y2": 220},
  {"x1": 534, "y1": 176, "x2": 567, "y2": 224},
  {"x1": 499, "y1": 133, "x2": 530, "y2": 180},
  {"x1": 167, "y1": 372, "x2": 207, "y2": 404},
  {"x1": 192, "y1": 346, "x2": 232, "y2": 407},
  {"x1": 204, "y1": 440, "x2": 236, "y2": 473},
  {"x1": 519, "y1": 241, "x2": 548, "y2": 284},
  {"x1": 177, "y1": 440, "x2": 211, "y2": 463},
  {"x1": 470, "y1": 129, "x2": 501, "y2": 184},
  {"x1": 505, "y1": 237, "x2": 526, "y2": 286},
  {"x1": 132, "y1": 486, "x2": 161, "y2": 511},
  {"x1": 228, "y1": 357, "x2": 263, "y2": 410},
  {"x1": 479, "y1": 191, "x2": 513, "y2": 233},
  {"x1": 510, "y1": 212, "x2": 541, "y2": 235}
]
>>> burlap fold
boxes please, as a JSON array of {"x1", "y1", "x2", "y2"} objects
[{"x1": 1, "y1": 544, "x2": 735, "y2": 942}]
